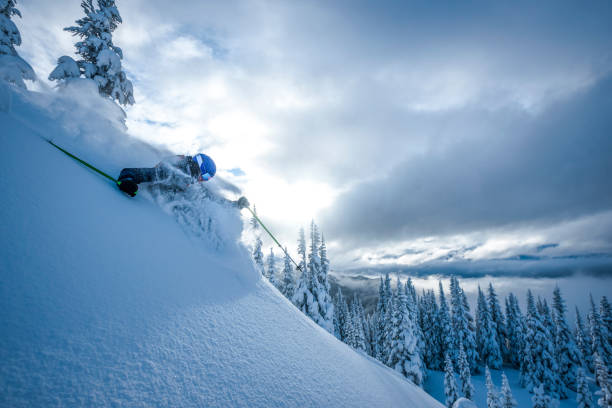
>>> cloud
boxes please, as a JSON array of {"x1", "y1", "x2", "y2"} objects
[{"x1": 13, "y1": 0, "x2": 612, "y2": 271}]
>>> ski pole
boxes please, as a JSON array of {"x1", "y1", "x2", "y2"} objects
[{"x1": 245, "y1": 206, "x2": 302, "y2": 272}]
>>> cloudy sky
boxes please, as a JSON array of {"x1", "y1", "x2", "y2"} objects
[{"x1": 16, "y1": 0, "x2": 612, "y2": 278}]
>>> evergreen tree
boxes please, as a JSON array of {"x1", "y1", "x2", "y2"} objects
[
  {"x1": 292, "y1": 222, "x2": 333, "y2": 333},
  {"x1": 292, "y1": 228, "x2": 315, "y2": 319},
  {"x1": 279, "y1": 247, "x2": 295, "y2": 299},
  {"x1": 333, "y1": 290, "x2": 346, "y2": 340},
  {"x1": 297, "y1": 227, "x2": 307, "y2": 273},
  {"x1": 601, "y1": 297, "x2": 612, "y2": 344},
  {"x1": 351, "y1": 295, "x2": 367, "y2": 352},
  {"x1": 265, "y1": 247, "x2": 278, "y2": 287},
  {"x1": 421, "y1": 289, "x2": 443, "y2": 370},
  {"x1": 406, "y1": 279, "x2": 426, "y2": 369},
  {"x1": 486, "y1": 366, "x2": 501, "y2": 408},
  {"x1": 438, "y1": 281, "x2": 454, "y2": 365},
  {"x1": 252, "y1": 235, "x2": 264, "y2": 275},
  {"x1": 531, "y1": 384, "x2": 557, "y2": 408},
  {"x1": 523, "y1": 290, "x2": 560, "y2": 398},
  {"x1": 488, "y1": 283, "x2": 508, "y2": 362},
  {"x1": 505, "y1": 293, "x2": 525, "y2": 369},
  {"x1": 374, "y1": 276, "x2": 386, "y2": 361},
  {"x1": 594, "y1": 353, "x2": 612, "y2": 407},
  {"x1": 445, "y1": 353, "x2": 459, "y2": 408},
  {"x1": 577, "y1": 367, "x2": 595, "y2": 408},
  {"x1": 477, "y1": 285, "x2": 503, "y2": 369},
  {"x1": 386, "y1": 279, "x2": 423, "y2": 386},
  {"x1": 50, "y1": 0, "x2": 134, "y2": 105},
  {"x1": 0, "y1": 0, "x2": 35, "y2": 88},
  {"x1": 552, "y1": 286, "x2": 581, "y2": 395},
  {"x1": 500, "y1": 372, "x2": 518, "y2": 408},
  {"x1": 458, "y1": 342, "x2": 475, "y2": 400},
  {"x1": 589, "y1": 295, "x2": 612, "y2": 368},
  {"x1": 450, "y1": 276, "x2": 479, "y2": 372},
  {"x1": 576, "y1": 306, "x2": 594, "y2": 371}
]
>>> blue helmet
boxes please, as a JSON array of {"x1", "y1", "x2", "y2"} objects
[{"x1": 192, "y1": 153, "x2": 216, "y2": 181}]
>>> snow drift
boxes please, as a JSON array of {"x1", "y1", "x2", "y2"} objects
[{"x1": 0, "y1": 82, "x2": 442, "y2": 407}]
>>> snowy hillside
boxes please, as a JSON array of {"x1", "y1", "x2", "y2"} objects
[{"x1": 0, "y1": 82, "x2": 442, "y2": 407}]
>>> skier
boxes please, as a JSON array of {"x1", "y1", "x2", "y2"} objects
[{"x1": 117, "y1": 153, "x2": 249, "y2": 209}]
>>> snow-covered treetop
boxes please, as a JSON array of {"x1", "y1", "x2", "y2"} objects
[
  {"x1": 49, "y1": 0, "x2": 134, "y2": 106},
  {"x1": 0, "y1": 0, "x2": 35, "y2": 88}
]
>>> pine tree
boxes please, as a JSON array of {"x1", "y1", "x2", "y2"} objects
[
  {"x1": 375, "y1": 275, "x2": 391, "y2": 362},
  {"x1": 486, "y1": 366, "x2": 501, "y2": 408},
  {"x1": 265, "y1": 248, "x2": 278, "y2": 287},
  {"x1": 252, "y1": 235, "x2": 264, "y2": 275},
  {"x1": 458, "y1": 342, "x2": 475, "y2": 400},
  {"x1": 488, "y1": 283, "x2": 508, "y2": 362},
  {"x1": 279, "y1": 247, "x2": 295, "y2": 299},
  {"x1": 0, "y1": 0, "x2": 35, "y2": 88},
  {"x1": 594, "y1": 353, "x2": 612, "y2": 407},
  {"x1": 292, "y1": 228, "x2": 315, "y2": 316},
  {"x1": 601, "y1": 297, "x2": 612, "y2": 343},
  {"x1": 351, "y1": 295, "x2": 367, "y2": 352},
  {"x1": 590, "y1": 295, "x2": 612, "y2": 368},
  {"x1": 386, "y1": 278, "x2": 423, "y2": 386},
  {"x1": 531, "y1": 384, "x2": 557, "y2": 408},
  {"x1": 438, "y1": 281, "x2": 454, "y2": 365},
  {"x1": 421, "y1": 289, "x2": 443, "y2": 370},
  {"x1": 445, "y1": 353, "x2": 459, "y2": 408},
  {"x1": 523, "y1": 290, "x2": 560, "y2": 398},
  {"x1": 450, "y1": 276, "x2": 479, "y2": 372},
  {"x1": 552, "y1": 286, "x2": 581, "y2": 395},
  {"x1": 577, "y1": 367, "x2": 595, "y2": 408},
  {"x1": 50, "y1": 0, "x2": 134, "y2": 105},
  {"x1": 505, "y1": 293, "x2": 525, "y2": 369},
  {"x1": 500, "y1": 372, "x2": 518, "y2": 408},
  {"x1": 292, "y1": 222, "x2": 333, "y2": 333},
  {"x1": 477, "y1": 285, "x2": 503, "y2": 369},
  {"x1": 576, "y1": 306, "x2": 594, "y2": 371}
]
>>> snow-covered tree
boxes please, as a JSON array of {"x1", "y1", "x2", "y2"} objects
[
  {"x1": 279, "y1": 247, "x2": 295, "y2": 299},
  {"x1": 531, "y1": 384, "x2": 558, "y2": 408},
  {"x1": 589, "y1": 295, "x2": 612, "y2": 368},
  {"x1": 0, "y1": 0, "x2": 35, "y2": 88},
  {"x1": 438, "y1": 281, "x2": 454, "y2": 364},
  {"x1": 450, "y1": 276, "x2": 479, "y2": 372},
  {"x1": 375, "y1": 274, "x2": 391, "y2": 362},
  {"x1": 252, "y1": 234, "x2": 264, "y2": 275},
  {"x1": 577, "y1": 367, "x2": 595, "y2": 408},
  {"x1": 505, "y1": 293, "x2": 525, "y2": 369},
  {"x1": 552, "y1": 286, "x2": 581, "y2": 394},
  {"x1": 477, "y1": 285, "x2": 503, "y2": 369},
  {"x1": 445, "y1": 353, "x2": 460, "y2": 408},
  {"x1": 265, "y1": 247, "x2": 278, "y2": 287},
  {"x1": 421, "y1": 289, "x2": 443, "y2": 370},
  {"x1": 522, "y1": 290, "x2": 560, "y2": 398},
  {"x1": 500, "y1": 372, "x2": 518, "y2": 408},
  {"x1": 386, "y1": 279, "x2": 423, "y2": 386},
  {"x1": 458, "y1": 342, "x2": 475, "y2": 400},
  {"x1": 594, "y1": 353, "x2": 612, "y2": 408},
  {"x1": 350, "y1": 295, "x2": 368, "y2": 352},
  {"x1": 488, "y1": 283, "x2": 508, "y2": 362},
  {"x1": 50, "y1": 0, "x2": 134, "y2": 105},
  {"x1": 486, "y1": 366, "x2": 501, "y2": 408},
  {"x1": 291, "y1": 222, "x2": 333, "y2": 333},
  {"x1": 576, "y1": 306, "x2": 594, "y2": 371},
  {"x1": 601, "y1": 297, "x2": 612, "y2": 344}
]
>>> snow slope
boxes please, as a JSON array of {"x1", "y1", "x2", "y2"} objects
[{"x1": 0, "y1": 82, "x2": 442, "y2": 407}]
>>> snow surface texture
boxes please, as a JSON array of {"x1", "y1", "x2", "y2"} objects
[{"x1": 0, "y1": 82, "x2": 442, "y2": 407}]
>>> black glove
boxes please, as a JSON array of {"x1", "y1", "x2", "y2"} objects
[
  {"x1": 118, "y1": 179, "x2": 138, "y2": 197},
  {"x1": 236, "y1": 196, "x2": 250, "y2": 209}
]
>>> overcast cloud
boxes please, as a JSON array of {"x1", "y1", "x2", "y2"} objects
[{"x1": 15, "y1": 0, "x2": 612, "y2": 276}]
